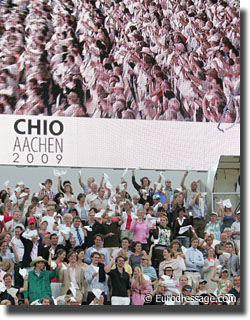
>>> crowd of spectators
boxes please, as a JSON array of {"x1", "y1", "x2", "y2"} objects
[
  {"x1": 0, "y1": 0, "x2": 240, "y2": 122},
  {"x1": 0, "y1": 169, "x2": 240, "y2": 305}
]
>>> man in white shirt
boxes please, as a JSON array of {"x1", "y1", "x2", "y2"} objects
[{"x1": 85, "y1": 183, "x2": 98, "y2": 205}]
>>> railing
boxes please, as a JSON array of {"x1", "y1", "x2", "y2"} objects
[{"x1": 211, "y1": 192, "x2": 240, "y2": 213}]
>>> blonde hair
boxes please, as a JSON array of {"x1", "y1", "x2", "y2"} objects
[
  {"x1": 132, "y1": 267, "x2": 146, "y2": 290},
  {"x1": 63, "y1": 214, "x2": 73, "y2": 223}
]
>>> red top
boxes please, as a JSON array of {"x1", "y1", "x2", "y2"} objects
[
  {"x1": 0, "y1": 215, "x2": 13, "y2": 232},
  {"x1": 50, "y1": 262, "x2": 59, "y2": 283},
  {"x1": 125, "y1": 214, "x2": 132, "y2": 230}
]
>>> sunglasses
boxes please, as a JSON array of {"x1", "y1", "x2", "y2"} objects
[{"x1": 184, "y1": 288, "x2": 192, "y2": 292}]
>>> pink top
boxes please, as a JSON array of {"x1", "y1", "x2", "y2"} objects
[
  {"x1": 131, "y1": 278, "x2": 151, "y2": 305},
  {"x1": 130, "y1": 220, "x2": 149, "y2": 244}
]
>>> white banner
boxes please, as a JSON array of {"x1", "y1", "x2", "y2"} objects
[{"x1": 0, "y1": 115, "x2": 240, "y2": 170}]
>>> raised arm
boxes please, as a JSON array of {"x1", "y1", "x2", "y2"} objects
[{"x1": 180, "y1": 171, "x2": 188, "y2": 191}]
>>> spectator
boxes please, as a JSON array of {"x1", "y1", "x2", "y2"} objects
[
  {"x1": 84, "y1": 234, "x2": 109, "y2": 265},
  {"x1": 70, "y1": 216, "x2": 85, "y2": 249},
  {"x1": 131, "y1": 266, "x2": 151, "y2": 305},
  {"x1": 120, "y1": 200, "x2": 136, "y2": 240},
  {"x1": 23, "y1": 256, "x2": 57, "y2": 305},
  {"x1": 112, "y1": 237, "x2": 132, "y2": 261},
  {"x1": 105, "y1": 255, "x2": 131, "y2": 305},
  {"x1": 184, "y1": 238, "x2": 204, "y2": 290},
  {"x1": 218, "y1": 200, "x2": 235, "y2": 233},
  {"x1": 204, "y1": 212, "x2": 221, "y2": 241},
  {"x1": 210, "y1": 268, "x2": 233, "y2": 296},
  {"x1": 83, "y1": 208, "x2": 105, "y2": 248},
  {"x1": 188, "y1": 193, "x2": 207, "y2": 238},
  {"x1": 85, "y1": 252, "x2": 108, "y2": 305},
  {"x1": 130, "y1": 208, "x2": 149, "y2": 252},
  {"x1": 151, "y1": 215, "x2": 172, "y2": 264},
  {"x1": 58, "y1": 251, "x2": 85, "y2": 304},
  {"x1": 129, "y1": 242, "x2": 146, "y2": 271},
  {"x1": 228, "y1": 275, "x2": 240, "y2": 303},
  {"x1": 172, "y1": 207, "x2": 192, "y2": 248},
  {"x1": 102, "y1": 211, "x2": 123, "y2": 256},
  {"x1": 219, "y1": 242, "x2": 240, "y2": 277}
]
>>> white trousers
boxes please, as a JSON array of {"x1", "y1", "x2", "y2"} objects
[{"x1": 111, "y1": 296, "x2": 130, "y2": 305}]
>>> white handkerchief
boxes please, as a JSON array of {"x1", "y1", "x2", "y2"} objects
[
  {"x1": 135, "y1": 166, "x2": 142, "y2": 171},
  {"x1": 53, "y1": 169, "x2": 67, "y2": 177},
  {"x1": 19, "y1": 268, "x2": 28, "y2": 279},
  {"x1": 15, "y1": 187, "x2": 21, "y2": 193},
  {"x1": 121, "y1": 168, "x2": 128, "y2": 178},
  {"x1": 155, "y1": 182, "x2": 162, "y2": 191},
  {"x1": 19, "y1": 192, "x2": 28, "y2": 198},
  {"x1": 186, "y1": 166, "x2": 192, "y2": 172},
  {"x1": 83, "y1": 225, "x2": 92, "y2": 232},
  {"x1": 106, "y1": 180, "x2": 113, "y2": 190},
  {"x1": 70, "y1": 282, "x2": 76, "y2": 297},
  {"x1": 92, "y1": 288, "x2": 102, "y2": 299},
  {"x1": 153, "y1": 238, "x2": 159, "y2": 245},
  {"x1": 223, "y1": 199, "x2": 232, "y2": 208},
  {"x1": 161, "y1": 275, "x2": 171, "y2": 281},
  {"x1": 28, "y1": 230, "x2": 38, "y2": 238},
  {"x1": 51, "y1": 261, "x2": 57, "y2": 269},
  {"x1": 216, "y1": 199, "x2": 223, "y2": 205},
  {"x1": 34, "y1": 212, "x2": 42, "y2": 218},
  {"x1": 92, "y1": 266, "x2": 99, "y2": 273},
  {"x1": 103, "y1": 173, "x2": 109, "y2": 184},
  {"x1": 95, "y1": 211, "x2": 104, "y2": 218},
  {"x1": 216, "y1": 264, "x2": 222, "y2": 271},
  {"x1": 0, "y1": 216, "x2": 4, "y2": 222},
  {"x1": 17, "y1": 181, "x2": 24, "y2": 186},
  {"x1": 175, "y1": 188, "x2": 182, "y2": 192},
  {"x1": 0, "y1": 282, "x2": 6, "y2": 292},
  {"x1": 200, "y1": 192, "x2": 207, "y2": 197},
  {"x1": 39, "y1": 183, "x2": 45, "y2": 190},
  {"x1": 178, "y1": 225, "x2": 192, "y2": 235},
  {"x1": 108, "y1": 211, "x2": 115, "y2": 217},
  {"x1": 78, "y1": 170, "x2": 82, "y2": 177},
  {"x1": 159, "y1": 172, "x2": 165, "y2": 182},
  {"x1": 3, "y1": 180, "x2": 9, "y2": 188},
  {"x1": 52, "y1": 296, "x2": 57, "y2": 305},
  {"x1": 60, "y1": 198, "x2": 67, "y2": 205},
  {"x1": 222, "y1": 252, "x2": 231, "y2": 259},
  {"x1": 30, "y1": 299, "x2": 41, "y2": 305},
  {"x1": 143, "y1": 274, "x2": 150, "y2": 282},
  {"x1": 119, "y1": 183, "x2": 125, "y2": 191}
]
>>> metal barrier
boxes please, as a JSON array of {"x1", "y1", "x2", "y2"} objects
[{"x1": 211, "y1": 192, "x2": 240, "y2": 213}]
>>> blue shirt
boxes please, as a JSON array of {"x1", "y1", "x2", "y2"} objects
[
  {"x1": 141, "y1": 265, "x2": 158, "y2": 281},
  {"x1": 188, "y1": 203, "x2": 207, "y2": 219},
  {"x1": 84, "y1": 246, "x2": 109, "y2": 265},
  {"x1": 71, "y1": 226, "x2": 85, "y2": 246},
  {"x1": 154, "y1": 192, "x2": 167, "y2": 204},
  {"x1": 185, "y1": 247, "x2": 204, "y2": 272}
]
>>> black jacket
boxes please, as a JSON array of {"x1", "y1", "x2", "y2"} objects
[{"x1": 20, "y1": 232, "x2": 45, "y2": 268}]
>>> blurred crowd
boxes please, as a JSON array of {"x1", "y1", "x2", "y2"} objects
[{"x1": 0, "y1": 0, "x2": 240, "y2": 122}]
